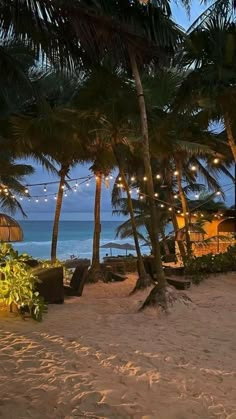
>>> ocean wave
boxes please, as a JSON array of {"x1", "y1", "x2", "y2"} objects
[{"x1": 14, "y1": 238, "x2": 136, "y2": 260}]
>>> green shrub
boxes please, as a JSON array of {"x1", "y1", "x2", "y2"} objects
[
  {"x1": 184, "y1": 245, "x2": 236, "y2": 284},
  {"x1": 0, "y1": 243, "x2": 45, "y2": 321}
]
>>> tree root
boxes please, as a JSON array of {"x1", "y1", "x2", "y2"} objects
[
  {"x1": 130, "y1": 274, "x2": 153, "y2": 295},
  {"x1": 86, "y1": 267, "x2": 104, "y2": 283},
  {"x1": 140, "y1": 284, "x2": 192, "y2": 312}
]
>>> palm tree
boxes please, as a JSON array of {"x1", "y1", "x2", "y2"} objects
[
  {"x1": 180, "y1": 14, "x2": 236, "y2": 161},
  {"x1": 13, "y1": 98, "x2": 87, "y2": 262}
]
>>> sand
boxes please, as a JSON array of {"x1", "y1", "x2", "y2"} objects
[{"x1": 0, "y1": 273, "x2": 236, "y2": 419}]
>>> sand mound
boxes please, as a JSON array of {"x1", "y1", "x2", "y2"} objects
[{"x1": 0, "y1": 273, "x2": 236, "y2": 418}]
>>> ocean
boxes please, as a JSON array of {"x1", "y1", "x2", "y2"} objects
[{"x1": 13, "y1": 220, "x2": 137, "y2": 261}]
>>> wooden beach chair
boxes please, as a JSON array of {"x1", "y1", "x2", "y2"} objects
[{"x1": 64, "y1": 264, "x2": 89, "y2": 296}]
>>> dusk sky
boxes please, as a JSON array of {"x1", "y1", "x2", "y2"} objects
[{"x1": 17, "y1": 1, "x2": 234, "y2": 221}]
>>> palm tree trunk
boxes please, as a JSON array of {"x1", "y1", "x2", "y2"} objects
[
  {"x1": 160, "y1": 227, "x2": 170, "y2": 256},
  {"x1": 119, "y1": 170, "x2": 152, "y2": 291},
  {"x1": 165, "y1": 170, "x2": 186, "y2": 260},
  {"x1": 92, "y1": 172, "x2": 102, "y2": 268},
  {"x1": 89, "y1": 172, "x2": 103, "y2": 282},
  {"x1": 224, "y1": 112, "x2": 236, "y2": 162},
  {"x1": 129, "y1": 48, "x2": 166, "y2": 289},
  {"x1": 51, "y1": 165, "x2": 68, "y2": 262},
  {"x1": 175, "y1": 159, "x2": 191, "y2": 258}
]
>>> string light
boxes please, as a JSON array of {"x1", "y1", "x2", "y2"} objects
[
  {"x1": 35, "y1": 198, "x2": 39, "y2": 203},
  {"x1": 20, "y1": 197, "x2": 23, "y2": 201},
  {"x1": 143, "y1": 176, "x2": 147, "y2": 181},
  {"x1": 24, "y1": 187, "x2": 29, "y2": 194},
  {"x1": 131, "y1": 176, "x2": 135, "y2": 181},
  {"x1": 118, "y1": 177, "x2": 122, "y2": 181},
  {"x1": 140, "y1": 195, "x2": 144, "y2": 200},
  {"x1": 74, "y1": 186, "x2": 77, "y2": 192},
  {"x1": 160, "y1": 204, "x2": 164, "y2": 208},
  {"x1": 109, "y1": 175, "x2": 113, "y2": 180},
  {"x1": 173, "y1": 194, "x2": 178, "y2": 199},
  {"x1": 43, "y1": 185, "x2": 47, "y2": 192},
  {"x1": 168, "y1": 207, "x2": 172, "y2": 211},
  {"x1": 75, "y1": 181, "x2": 78, "y2": 187},
  {"x1": 4, "y1": 188, "x2": 8, "y2": 193},
  {"x1": 61, "y1": 185, "x2": 65, "y2": 190},
  {"x1": 44, "y1": 198, "x2": 48, "y2": 202},
  {"x1": 190, "y1": 165, "x2": 197, "y2": 171},
  {"x1": 64, "y1": 192, "x2": 67, "y2": 197},
  {"x1": 216, "y1": 191, "x2": 221, "y2": 196},
  {"x1": 213, "y1": 157, "x2": 220, "y2": 164},
  {"x1": 174, "y1": 170, "x2": 179, "y2": 176},
  {"x1": 154, "y1": 193, "x2": 159, "y2": 197},
  {"x1": 177, "y1": 210, "x2": 181, "y2": 214},
  {"x1": 156, "y1": 174, "x2": 161, "y2": 179},
  {"x1": 54, "y1": 195, "x2": 57, "y2": 200},
  {"x1": 195, "y1": 194, "x2": 199, "y2": 199}
]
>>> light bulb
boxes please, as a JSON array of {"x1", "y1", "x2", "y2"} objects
[
  {"x1": 43, "y1": 185, "x2": 47, "y2": 192},
  {"x1": 54, "y1": 195, "x2": 57, "y2": 200},
  {"x1": 64, "y1": 192, "x2": 67, "y2": 197},
  {"x1": 177, "y1": 210, "x2": 181, "y2": 214},
  {"x1": 191, "y1": 165, "x2": 197, "y2": 171},
  {"x1": 25, "y1": 187, "x2": 29, "y2": 194},
  {"x1": 131, "y1": 176, "x2": 135, "y2": 182},
  {"x1": 4, "y1": 188, "x2": 8, "y2": 193},
  {"x1": 156, "y1": 174, "x2": 161, "y2": 179},
  {"x1": 216, "y1": 191, "x2": 221, "y2": 195},
  {"x1": 44, "y1": 198, "x2": 48, "y2": 202},
  {"x1": 109, "y1": 175, "x2": 113, "y2": 180},
  {"x1": 213, "y1": 157, "x2": 220, "y2": 164},
  {"x1": 20, "y1": 197, "x2": 23, "y2": 201},
  {"x1": 174, "y1": 171, "x2": 179, "y2": 176},
  {"x1": 61, "y1": 185, "x2": 65, "y2": 190},
  {"x1": 140, "y1": 195, "x2": 144, "y2": 200},
  {"x1": 86, "y1": 182, "x2": 90, "y2": 187},
  {"x1": 168, "y1": 207, "x2": 172, "y2": 211},
  {"x1": 35, "y1": 198, "x2": 39, "y2": 203},
  {"x1": 154, "y1": 193, "x2": 159, "y2": 197},
  {"x1": 160, "y1": 204, "x2": 164, "y2": 208},
  {"x1": 118, "y1": 177, "x2": 122, "y2": 181},
  {"x1": 173, "y1": 194, "x2": 178, "y2": 199},
  {"x1": 143, "y1": 176, "x2": 147, "y2": 181}
]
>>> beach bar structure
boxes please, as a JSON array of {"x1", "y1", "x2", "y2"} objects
[
  {"x1": 0, "y1": 214, "x2": 23, "y2": 242},
  {"x1": 176, "y1": 210, "x2": 235, "y2": 256}
]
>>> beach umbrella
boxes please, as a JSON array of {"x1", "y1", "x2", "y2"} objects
[
  {"x1": 100, "y1": 242, "x2": 122, "y2": 256},
  {"x1": 118, "y1": 243, "x2": 136, "y2": 256},
  {"x1": 0, "y1": 214, "x2": 23, "y2": 242},
  {"x1": 100, "y1": 242, "x2": 136, "y2": 256}
]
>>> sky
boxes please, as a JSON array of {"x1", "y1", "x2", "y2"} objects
[{"x1": 15, "y1": 1, "x2": 234, "y2": 221}]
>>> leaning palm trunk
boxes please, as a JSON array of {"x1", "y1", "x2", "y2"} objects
[
  {"x1": 160, "y1": 227, "x2": 170, "y2": 256},
  {"x1": 175, "y1": 159, "x2": 191, "y2": 258},
  {"x1": 119, "y1": 170, "x2": 152, "y2": 293},
  {"x1": 165, "y1": 172, "x2": 186, "y2": 261},
  {"x1": 128, "y1": 49, "x2": 183, "y2": 310},
  {"x1": 88, "y1": 172, "x2": 103, "y2": 283},
  {"x1": 224, "y1": 112, "x2": 236, "y2": 162},
  {"x1": 51, "y1": 165, "x2": 68, "y2": 262}
]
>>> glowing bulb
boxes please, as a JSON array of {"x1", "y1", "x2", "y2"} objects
[
  {"x1": 35, "y1": 198, "x2": 39, "y2": 203},
  {"x1": 173, "y1": 194, "x2": 178, "y2": 199},
  {"x1": 174, "y1": 171, "x2": 179, "y2": 176},
  {"x1": 20, "y1": 197, "x2": 23, "y2": 201},
  {"x1": 75, "y1": 181, "x2": 78, "y2": 187},
  {"x1": 195, "y1": 194, "x2": 199, "y2": 199},
  {"x1": 160, "y1": 204, "x2": 164, "y2": 208},
  {"x1": 213, "y1": 157, "x2": 220, "y2": 164},
  {"x1": 44, "y1": 198, "x2": 48, "y2": 202},
  {"x1": 54, "y1": 195, "x2": 57, "y2": 200},
  {"x1": 156, "y1": 174, "x2": 161, "y2": 179},
  {"x1": 4, "y1": 188, "x2": 8, "y2": 193},
  {"x1": 168, "y1": 207, "x2": 172, "y2": 211},
  {"x1": 105, "y1": 176, "x2": 109, "y2": 181},
  {"x1": 191, "y1": 165, "x2": 197, "y2": 171},
  {"x1": 131, "y1": 177, "x2": 135, "y2": 182},
  {"x1": 201, "y1": 213, "x2": 204, "y2": 217},
  {"x1": 86, "y1": 182, "x2": 90, "y2": 187},
  {"x1": 43, "y1": 185, "x2": 47, "y2": 192},
  {"x1": 118, "y1": 177, "x2": 122, "y2": 181},
  {"x1": 136, "y1": 188, "x2": 140, "y2": 193},
  {"x1": 193, "y1": 213, "x2": 197, "y2": 217},
  {"x1": 216, "y1": 190, "x2": 221, "y2": 195},
  {"x1": 143, "y1": 176, "x2": 147, "y2": 181},
  {"x1": 64, "y1": 192, "x2": 67, "y2": 197},
  {"x1": 12, "y1": 195, "x2": 15, "y2": 199},
  {"x1": 140, "y1": 195, "x2": 144, "y2": 200},
  {"x1": 61, "y1": 185, "x2": 65, "y2": 190},
  {"x1": 74, "y1": 187, "x2": 77, "y2": 192},
  {"x1": 109, "y1": 175, "x2": 113, "y2": 180},
  {"x1": 186, "y1": 212, "x2": 189, "y2": 215},
  {"x1": 154, "y1": 193, "x2": 159, "y2": 197},
  {"x1": 24, "y1": 187, "x2": 29, "y2": 194},
  {"x1": 177, "y1": 210, "x2": 181, "y2": 214}
]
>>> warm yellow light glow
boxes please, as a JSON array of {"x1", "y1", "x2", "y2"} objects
[
  {"x1": 191, "y1": 165, "x2": 197, "y2": 171},
  {"x1": 156, "y1": 174, "x2": 161, "y2": 179},
  {"x1": 168, "y1": 207, "x2": 172, "y2": 211},
  {"x1": 160, "y1": 204, "x2": 164, "y2": 208},
  {"x1": 143, "y1": 176, "x2": 147, "y2": 181},
  {"x1": 173, "y1": 194, "x2": 178, "y2": 199},
  {"x1": 154, "y1": 193, "x2": 158, "y2": 197},
  {"x1": 174, "y1": 170, "x2": 179, "y2": 176},
  {"x1": 131, "y1": 176, "x2": 135, "y2": 181},
  {"x1": 213, "y1": 157, "x2": 220, "y2": 164}
]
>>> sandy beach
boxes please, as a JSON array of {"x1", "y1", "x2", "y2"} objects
[{"x1": 0, "y1": 273, "x2": 236, "y2": 419}]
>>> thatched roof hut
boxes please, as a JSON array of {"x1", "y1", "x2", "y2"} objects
[{"x1": 0, "y1": 214, "x2": 23, "y2": 242}]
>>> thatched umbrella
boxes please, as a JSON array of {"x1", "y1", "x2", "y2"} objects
[{"x1": 0, "y1": 214, "x2": 23, "y2": 242}]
